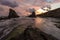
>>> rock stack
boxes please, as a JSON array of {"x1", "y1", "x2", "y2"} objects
[
  {"x1": 28, "y1": 8, "x2": 36, "y2": 17},
  {"x1": 8, "y1": 9, "x2": 19, "y2": 18},
  {"x1": 0, "y1": 9, "x2": 19, "y2": 20}
]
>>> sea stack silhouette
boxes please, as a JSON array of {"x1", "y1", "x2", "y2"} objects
[
  {"x1": 8, "y1": 9, "x2": 19, "y2": 18},
  {"x1": 37, "y1": 8, "x2": 60, "y2": 18},
  {"x1": 0, "y1": 9, "x2": 19, "y2": 20},
  {"x1": 28, "y1": 8, "x2": 36, "y2": 17}
]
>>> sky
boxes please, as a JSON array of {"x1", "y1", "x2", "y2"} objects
[
  {"x1": 0, "y1": 0, "x2": 60, "y2": 8},
  {"x1": 0, "y1": 0, "x2": 19, "y2": 8},
  {"x1": 0, "y1": 0, "x2": 60, "y2": 16},
  {"x1": 45, "y1": 0, "x2": 54, "y2": 3}
]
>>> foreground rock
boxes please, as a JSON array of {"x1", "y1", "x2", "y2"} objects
[
  {"x1": 6, "y1": 17, "x2": 60, "y2": 40},
  {"x1": 0, "y1": 17, "x2": 33, "y2": 40},
  {"x1": 0, "y1": 17, "x2": 60, "y2": 40},
  {"x1": 9, "y1": 27, "x2": 58, "y2": 40},
  {"x1": 37, "y1": 8, "x2": 60, "y2": 18}
]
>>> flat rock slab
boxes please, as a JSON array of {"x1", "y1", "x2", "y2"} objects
[
  {"x1": 0, "y1": 17, "x2": 34, "y2": 40},
  {"x1": 0, "y1": 17, "x2": 60, "y2": 40}
]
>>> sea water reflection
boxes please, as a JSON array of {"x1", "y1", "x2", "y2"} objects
[
  {"x1": 34, "y1": 17, "x2": 60, "y2": 40},
  {"x1": 5, "y1": 17, "x2": 60, "y2": 40}
]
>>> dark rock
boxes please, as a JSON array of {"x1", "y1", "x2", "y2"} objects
[
  {"x1": 37, "y1": 8, "x2": 60, "y2": 18},
  {"x1": 28, "y1": 8, "x2": 36, "y2": 17},
  {"x1": 8, "y1": 9, "x2": 19, "y2": 18},
  {"x1": 54, "y1": 24, "x2": 60, "y2": 28},
  {"x1": 10, "y1": 27, "x2": 58, "y2": 40},
  {"x1": 0, "y1": 18, "x2": 33, "y2": 40},
  {"x1": 0, "y1": 9, "x2": 19, "y2": 20},
  {"x1": 0, "y1": 16, "x2": 8, "y2": 20}
]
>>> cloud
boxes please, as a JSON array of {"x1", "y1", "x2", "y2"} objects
[
  {"x1": 44, "y1": 0, "x2": 54, "y2": 3},
  {"x1": 0, "y1": 7, "x2": 4, "y2": 11},
  {"x1": 0, "y1": 0, "x2": 18, "y2": 8}
]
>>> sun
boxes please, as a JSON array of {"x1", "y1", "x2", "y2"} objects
[{"x1": 35, "y1": 7, "x2": 50, "y2": 15}]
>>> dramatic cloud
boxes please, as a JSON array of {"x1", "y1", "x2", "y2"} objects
[
  {"x1": 0, "y1": 0, "x2": 18, "y2": 8},
  {"x1": 44, "y1": 0, "x2": 54, "y2": 3}
]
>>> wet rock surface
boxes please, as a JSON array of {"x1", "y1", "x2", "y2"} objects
[
  {"x1": 10, "y1": 27, "x2": 58, "y2": 40},
  {"x1": 0, "y1": 17, "x2": 33, "y2": 40},
  {"x1": 5, "y1": 17, "x2": 60, "y2": 40},
  {"x1": 0, "y1": 10, "x2": 60, "y2": 40}
]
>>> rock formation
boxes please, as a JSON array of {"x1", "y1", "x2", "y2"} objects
[
  {"x1": 8, "y1": 9, "x2": 19, "y2": 18},
  {"x1": 37, "y1": 8, "x2": 60, "y2": 18},
  {"x1": 28, "y1": 8, "x2": 36, "y2": 17},
  {"x1": 0, "y1": 17, "x2": 33, "y2": 40},
  {"x1": 0, "y1": 9, "x2": 19, "y2": 20}
]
